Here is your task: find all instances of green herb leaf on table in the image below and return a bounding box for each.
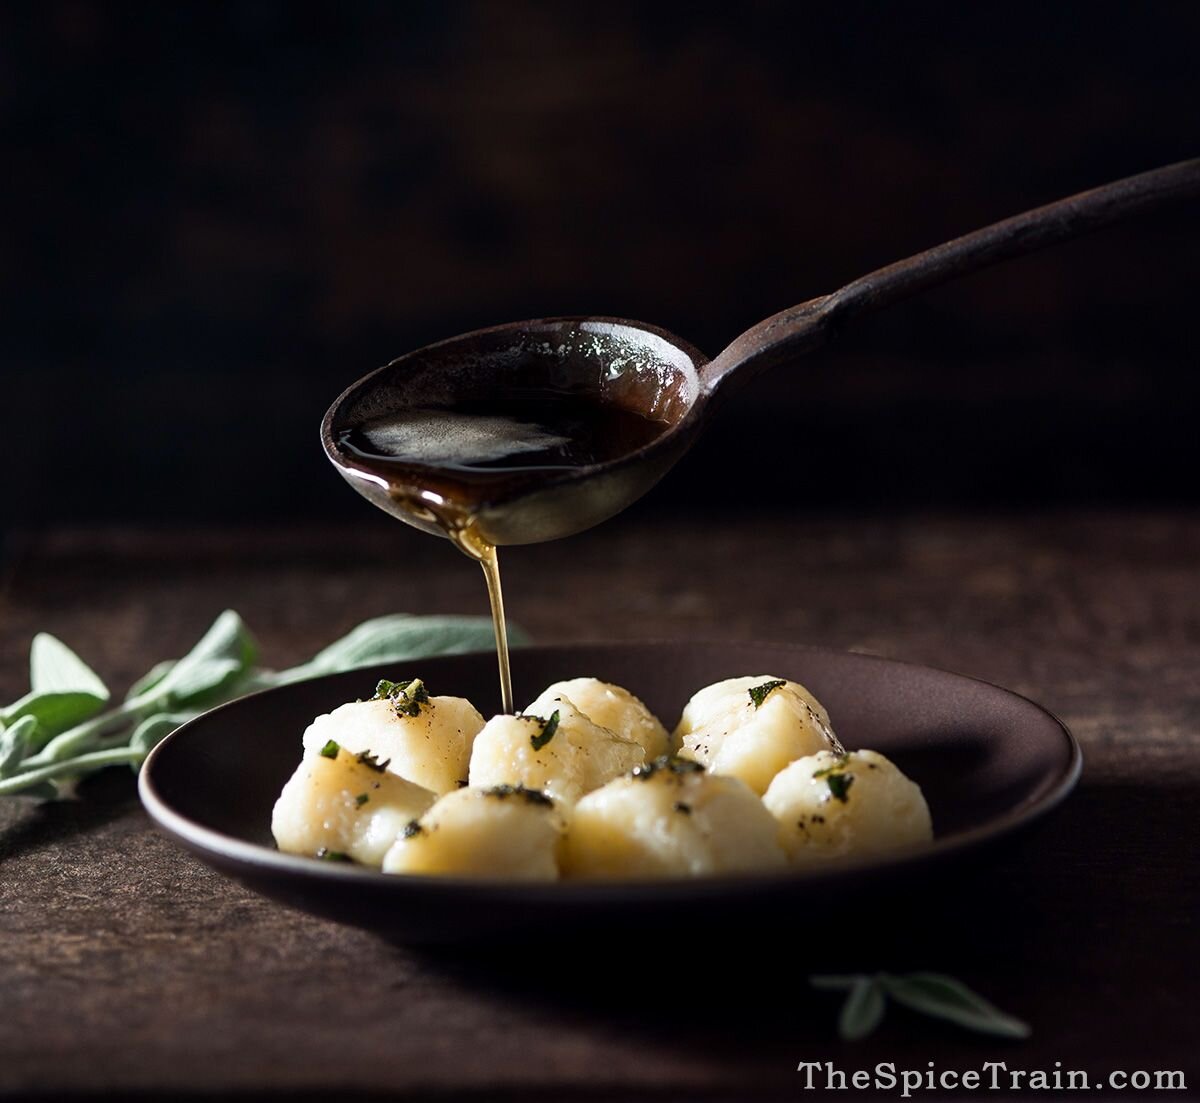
[0,634,110,741]
[129,712,197,757]
[811,972,1030,1041]
[278,614,527,684]
[152,657,248,708]
[124,661,177,702]
[839,977,887,1041]
[143,610,258,708]
[30,634,110,700]
[880,972,1031,1039]
[0,716,39,779]
[0,609,528,800]
[0,691,109,744]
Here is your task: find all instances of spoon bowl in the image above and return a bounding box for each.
[322,317,709,545]
[324,159,1199,544]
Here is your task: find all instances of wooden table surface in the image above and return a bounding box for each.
[2,513,1197,1100]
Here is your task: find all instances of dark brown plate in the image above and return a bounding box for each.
[139,642,1080,943]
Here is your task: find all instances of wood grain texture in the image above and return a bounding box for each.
[1,513,1197,1099]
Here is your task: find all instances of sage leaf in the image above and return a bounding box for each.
[881,973,1031,1039]
[125,660,176,702]
[839,977,886,1041]
[1,634,109,737]
[154,657,248,708]
[1,690,110,741]
[129,712,195,757]
[288,614,527,680]
[30,634,110,700]
[148,611,257,707]
[0,716,38,778]
[2,610,532,802]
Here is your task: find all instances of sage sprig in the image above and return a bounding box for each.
[0,610,526,799]
[0,633,111,750]
[811,972,1031,1041]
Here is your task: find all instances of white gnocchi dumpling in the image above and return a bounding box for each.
[674,675,835,795]
[300,679,485,795]
[468,695,643,805]
[525,678,670,760]
[382,785,566,880]
[271,743,436,867]
[561,757,786,879]
[762,749,932,864]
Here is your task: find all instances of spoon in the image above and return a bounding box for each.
[323,158,1199,547]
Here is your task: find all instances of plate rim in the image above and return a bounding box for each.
[138,639,1083,900]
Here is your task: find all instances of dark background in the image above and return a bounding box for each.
[3,0,1198,526]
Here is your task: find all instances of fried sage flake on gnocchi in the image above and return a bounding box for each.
[762,749,932,864]
[300,684,485,795]
[526,678,670,760]
[271,744,436,867]
[673,675,836,795]
[381,784,566,880]
[372,677,430,717]
[562,756,786,879]
[468,695,643,805]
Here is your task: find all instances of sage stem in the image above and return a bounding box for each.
[0,746,145,795]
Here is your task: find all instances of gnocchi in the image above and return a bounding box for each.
[762,749,933,864]
[382,785,566,880]
[674,675,836,795]
[300,679,485,795]
[271,743,436,867]
[525,677,670,760]
[271,672,933,880]
[468,695,644,805]
[561,756,786,878]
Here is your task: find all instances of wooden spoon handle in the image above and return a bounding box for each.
[704,157,1200,391]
